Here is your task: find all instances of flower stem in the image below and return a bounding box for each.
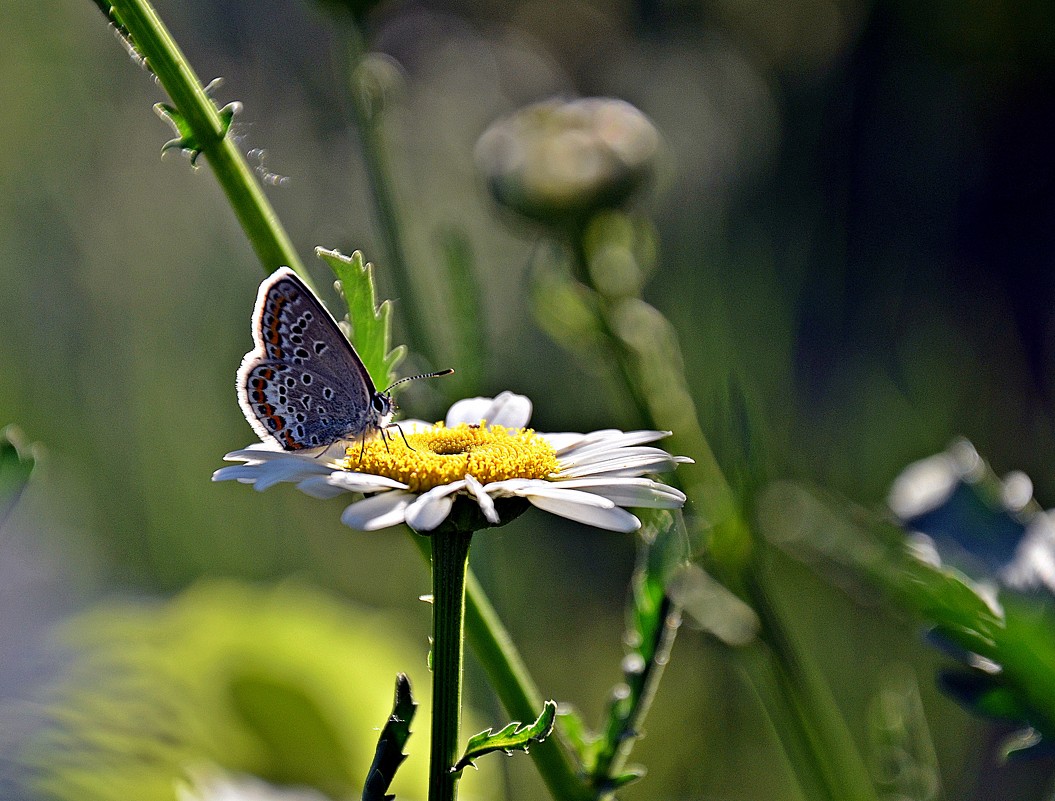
[104,0,312,288]
[566,219,878,801]
[409,534,592,801]
[429,528,473,801]
[342,20,432,361]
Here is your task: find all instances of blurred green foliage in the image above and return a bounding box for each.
[4,0,1055,799]
[20,580,434,801]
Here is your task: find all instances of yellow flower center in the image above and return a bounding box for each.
[344,423,559,492]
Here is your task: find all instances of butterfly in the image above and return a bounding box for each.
[237,267,451,452]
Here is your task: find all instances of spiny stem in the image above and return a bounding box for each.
[106,0,312,288]
[343,20,432,360]
[429,529,473,801]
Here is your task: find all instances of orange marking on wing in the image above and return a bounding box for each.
[266,296,288,357]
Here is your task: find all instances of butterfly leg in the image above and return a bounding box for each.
[391,422,415,451]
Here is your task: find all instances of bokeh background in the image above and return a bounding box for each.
[3,0,1055,799]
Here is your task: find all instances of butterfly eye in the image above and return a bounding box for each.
[371,393,391,415]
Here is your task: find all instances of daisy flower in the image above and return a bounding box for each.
[214,391,690,534]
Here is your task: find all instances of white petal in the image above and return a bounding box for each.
[498,482,616,509]
[326,471,409,492]
[446,391,532,429]
[294,476,350,500]
[558,452,690,478]
[212,456,336,491]
[539,432,588,453]
[212,465,260,483]
[528,494,641,533]
[405,481,466,532]
[464,474,499,524]
[551,477,686,508]
[558,430,673,462]
[222,445,300,463]
[543,429,621,456]
[340,491,413,531]
[484,478,545,497]
[561,445,679,469]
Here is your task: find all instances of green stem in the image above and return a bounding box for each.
[343,21,432,360]
[104,0,311,288]
[464,572,594,801]
[567,220,877,801]
[429,529,473,801]
[594,595,678,790]
[410,534,592,801]
[745,570,879,801]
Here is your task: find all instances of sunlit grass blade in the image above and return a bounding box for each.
[362,674,417,801]
[868,671,943,801]
[437,228,485,394]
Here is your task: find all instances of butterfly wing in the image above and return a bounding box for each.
[237,267,380,450]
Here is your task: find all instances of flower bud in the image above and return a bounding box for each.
[475,97,660,225]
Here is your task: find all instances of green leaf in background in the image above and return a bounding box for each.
[155,80,240,165]
[452,700,556,773]
[317,247,405,391]
[362,674,417,801]
[758,482,1055,752]
[228,673,356,797]
[667,562,759,647]
[0,425,37,531]
[20,580,433,801]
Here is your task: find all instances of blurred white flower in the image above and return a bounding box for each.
[215,391,689,534]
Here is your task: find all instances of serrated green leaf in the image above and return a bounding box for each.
[0,426,36,530]
[362,674,417,801]
[453,701,556,773]
[317,248,404,391]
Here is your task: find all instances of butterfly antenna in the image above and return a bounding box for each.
[383,368,455,394]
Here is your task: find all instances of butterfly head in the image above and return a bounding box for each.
[370,390,395,428]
